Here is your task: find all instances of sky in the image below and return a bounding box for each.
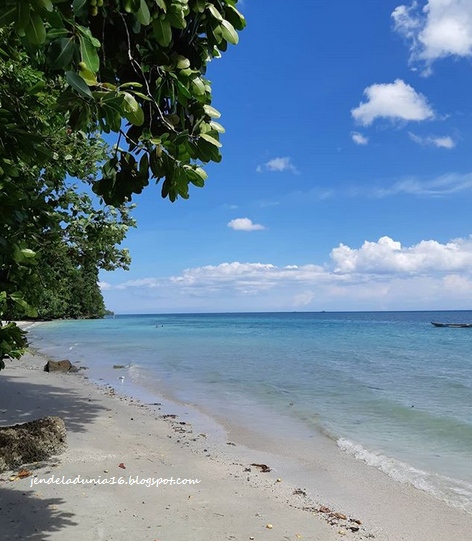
[100,0,472,313]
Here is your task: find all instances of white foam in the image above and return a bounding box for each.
[337,437,472,513]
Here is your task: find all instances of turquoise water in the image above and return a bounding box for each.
[29,311,472,510]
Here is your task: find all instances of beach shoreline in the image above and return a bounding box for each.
[1,333,471,540]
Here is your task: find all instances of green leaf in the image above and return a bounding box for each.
[136,0,151,25]
[73,0,87,17]
[65,71,93,98]
[25,11,46,45]
[152,18,172,47]
[194,167,208,180]
[206,4,223,22]
[130,91,152,101]
[193,0,205,13]
[20,248,36,258]
[31,0,53,13]
[155,0,166,11]
[203,104,221,118]
[119,82,143,89]
[79,35,100,73]
[122,92,145,126]
[16,0,31,32]
[210,121,225,133]
[79,68,98,86]
[49,37,76,70]
[190,76,205,96]
[175,55,190,69]
[225,4,246,31]
[220,20,238,45]
[200,133,222,148]
[0,6,17,26]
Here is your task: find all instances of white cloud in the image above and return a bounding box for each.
[351,132,369,145]
[392,0,472,71]
[102,235,472,312]
[409,132,456,148]
[227,218,266,231]
[99,281,112,290]
[331,235,472,274]
[258,200,280,208]
[351,79,435,126]
[292,291,316,307]
[375,171,472,196]
[257,157,299,174]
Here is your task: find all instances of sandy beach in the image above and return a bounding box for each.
[1,337,472,541]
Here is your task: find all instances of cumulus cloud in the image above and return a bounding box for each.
[392,0,472,71]
[331,236,472,274]
[227,218,266,231]
[375,171,472,196]
[409,132,456,148]
[102,235,472,312]
[351,79,435,126]
[351,132,369,145]
[257,157,299,174]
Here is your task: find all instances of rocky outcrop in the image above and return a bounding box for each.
[0,416,67,472]
[44,360,78,373]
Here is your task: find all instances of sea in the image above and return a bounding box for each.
[28,311,472,512]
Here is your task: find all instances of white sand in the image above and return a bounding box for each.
[1,343,471,540]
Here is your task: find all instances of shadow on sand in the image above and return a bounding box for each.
[0,373,104,433]
[1,372,107,539]
[0,488,77,540]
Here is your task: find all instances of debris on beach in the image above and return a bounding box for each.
[334,512,347,520]
[17,469,32,478]
[0,416,66,473]
[293,488,307,496]
[113,365,126,369]
[251,463,271,473]
[265,523,273,529]
[44,360,78,373]
[118,463,126,469]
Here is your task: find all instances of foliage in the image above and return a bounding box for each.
[0,41,133,367]
[0,0,244,369]
[1,0,245,205]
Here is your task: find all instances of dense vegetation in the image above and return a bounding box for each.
[0,0,244,369]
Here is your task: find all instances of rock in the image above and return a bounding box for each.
[113,365,126,369]
[0,416,66,472]
[44,360,77,373]
[333,513,347,520]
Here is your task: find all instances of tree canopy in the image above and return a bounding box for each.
[0,0,244,369]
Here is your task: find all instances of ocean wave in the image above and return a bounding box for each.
[337,438,472,513]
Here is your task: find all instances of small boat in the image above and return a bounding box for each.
[431,322,472,328]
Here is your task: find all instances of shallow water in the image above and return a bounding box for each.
[29,311,472,511]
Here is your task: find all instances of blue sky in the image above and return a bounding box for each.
[101,0,472,313]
